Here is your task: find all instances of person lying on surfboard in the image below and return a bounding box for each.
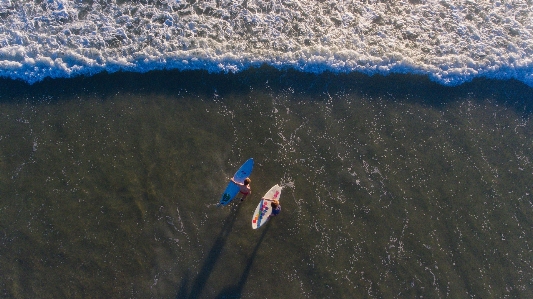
[231,177,251,201]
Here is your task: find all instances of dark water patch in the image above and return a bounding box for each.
[1,66,532,116]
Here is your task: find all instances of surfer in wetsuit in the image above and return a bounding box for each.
[231,177,251,201]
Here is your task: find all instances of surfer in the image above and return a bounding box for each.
[231,177,251,201]
[269,199,281,218]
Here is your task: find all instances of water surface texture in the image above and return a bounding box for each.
[0,69,532,298]
[0,0,532,85]
[1,0,533,298]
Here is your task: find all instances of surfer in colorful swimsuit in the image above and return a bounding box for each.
[231,177,251,201]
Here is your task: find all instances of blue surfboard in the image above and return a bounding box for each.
[218,158,254,206]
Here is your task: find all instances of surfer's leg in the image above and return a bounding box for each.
[240,192,248,201]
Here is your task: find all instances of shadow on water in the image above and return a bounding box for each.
[215,222,271,299]
[177,203,243,299]
[1,65,533,116]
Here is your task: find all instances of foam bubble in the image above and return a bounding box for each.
[0,1,531,86]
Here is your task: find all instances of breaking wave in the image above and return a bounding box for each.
[0,0,531,86]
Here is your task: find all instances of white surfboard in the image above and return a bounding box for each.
[252,184,282,229]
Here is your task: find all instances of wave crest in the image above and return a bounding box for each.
[0,0,531,86]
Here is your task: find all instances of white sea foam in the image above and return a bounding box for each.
[0,0,531,86]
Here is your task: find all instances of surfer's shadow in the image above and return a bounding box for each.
[214,224,271,299]
[176,204,243,299]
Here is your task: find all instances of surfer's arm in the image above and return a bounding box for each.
[230,178,242,185]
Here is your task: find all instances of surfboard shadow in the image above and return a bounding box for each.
[214,222,271,299]
[177,204,242,299]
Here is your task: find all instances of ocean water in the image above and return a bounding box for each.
[1,69,532,298]
[1,1,533,299]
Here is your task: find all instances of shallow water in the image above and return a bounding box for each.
[0,68,533,298]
